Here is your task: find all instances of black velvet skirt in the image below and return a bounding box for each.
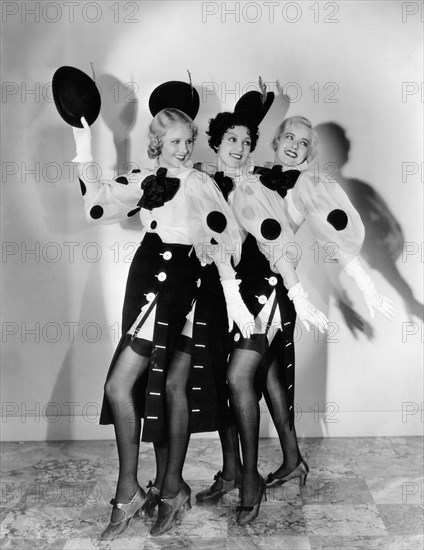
[188,262,234,433]
[99,232,199,442]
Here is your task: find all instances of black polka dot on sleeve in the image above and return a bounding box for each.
[206,211,227,233]
[127,207,141,217]
[261,218,281,240]
[327,209,348,230]
[79,178,86,196]
[116,176,129,185]
[90,205,104,219]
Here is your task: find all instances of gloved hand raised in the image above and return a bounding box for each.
[221,278,255,338]
[288,282,329,334]
[72,116,93,163]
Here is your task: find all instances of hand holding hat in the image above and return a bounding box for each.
[52,66,101,128]
[72,117,93,163]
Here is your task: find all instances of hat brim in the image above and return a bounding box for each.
[149,81,200,120]
[234,90,275,127]
[52,66,101,128]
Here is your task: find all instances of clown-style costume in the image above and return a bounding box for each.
[235,161,366,408]
[190,98,393,524]
[194,162,296,423]
[69,78,262,539]
[256,161,365,262]
[78,161,242,442]
[194,157,366,426]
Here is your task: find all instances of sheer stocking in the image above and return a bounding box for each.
[104,345,150,521]
[263,359,302,476]
[161,349,192,498]
[227,348,263,504]
[152,440,168,489]
[218,424,243,481]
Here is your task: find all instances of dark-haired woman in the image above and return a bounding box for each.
[192,103,328,525]
[196,106,394,525]
[148,110,259,536]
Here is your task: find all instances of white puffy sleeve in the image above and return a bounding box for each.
[79,167,152,224]
[291,169,365,265]
[183,169,243,267]
[232,177,298,272]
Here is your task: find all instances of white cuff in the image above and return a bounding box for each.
[343,257,375,292]
[288,281,308,301]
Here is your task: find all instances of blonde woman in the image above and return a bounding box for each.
[71,81,252,540]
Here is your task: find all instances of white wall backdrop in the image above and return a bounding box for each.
[1,1,423,440]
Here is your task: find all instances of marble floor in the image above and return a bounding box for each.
[1,437,423,549]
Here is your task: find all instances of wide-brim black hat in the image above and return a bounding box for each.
[234,88,274,127]
[52,66,101,128]
[149,81,200,120]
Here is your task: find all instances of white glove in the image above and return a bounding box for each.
[72,116,93,163]
[288,282,329,334]
[221,279,255,338]
[344,257,394,320]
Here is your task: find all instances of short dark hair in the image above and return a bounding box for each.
[206,112,259,152]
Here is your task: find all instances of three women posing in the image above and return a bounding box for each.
[72,81,393,538]
[158,99,392,530]
[72,82,254,539]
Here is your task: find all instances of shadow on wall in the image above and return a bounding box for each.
[44,74,140,441]
[46,260,113,442]
[254,87,291,164]
[293,221,330,438]
[43,80,224,441]
[97,75,225,176]
[97,73,141,234]
[315,122,423,323]
[193,83,222,165]
[97,73,139,176]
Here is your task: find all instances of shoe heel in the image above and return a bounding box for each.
[100,486,146,541]
[133,506,144,519]
[183,497,192,512]
[300,461,309,486]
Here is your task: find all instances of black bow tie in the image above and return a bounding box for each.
[253,165,300,198]
[137,167,180,210]
[213,171,235,202]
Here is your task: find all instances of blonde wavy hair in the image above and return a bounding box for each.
[147,108,198,159]
[271,116,317,162]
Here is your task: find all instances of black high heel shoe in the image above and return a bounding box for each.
[138,480,161,517]
[196,471,242,502]
[150,481,191,536]
[266,459,309,488]
[236,475,267,524]
[100,485,146,541]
